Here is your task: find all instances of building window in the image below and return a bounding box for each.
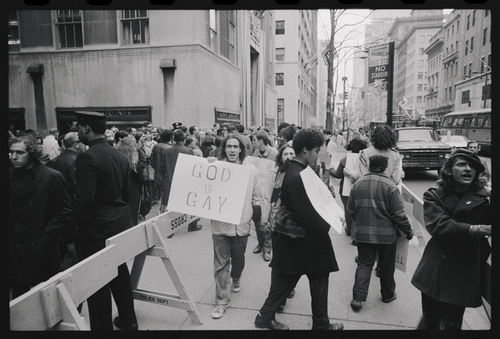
[481,57,485,73]
[56,10,83,48]
[419,48,424,55]
[469,63,472,77]
[298,75,300,88]
[472,10,476,26]
[121,10,149,45]
[465,40,468,55]
[419,35,425,43]
[276,73,284,86]
[463,65,467,76]
[461,90,470,104]
[451,25,454,35]
[417,84,423,91]
[8,10,20,52]
[470,37,474,52]
[418,60,424,67]
[483,28,487,45]
[482,84,491,101]
[219,11,236,63]
[467,15,470,30]
[276,20,284,34]
[417,96,422,103]
[275,48,285,61]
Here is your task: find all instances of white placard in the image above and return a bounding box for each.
[167,153,250,224]
[299,166,344,234]
[245,156,276,192]
[329,150,347,187]
[342,153,359,197]
[395,235,409,273]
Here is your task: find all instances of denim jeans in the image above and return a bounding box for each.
[255,224,272,254]
[352,241,397,301]
[212,234,248,306]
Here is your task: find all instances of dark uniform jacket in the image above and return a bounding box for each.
[160,143,193,206]
[270,160,339,275]
[46,149,79,243]
[73,138,133,241]
[9,163,71,286]
[411,186,491,307]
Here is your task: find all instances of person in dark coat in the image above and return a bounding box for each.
[46,132,85,270]
[255,128,343,331]
[347,155,413,311]
[411,149,491,330]
[150,129,173,203]
[73,111,138,331]
[114,136,145,225]
[9,135,72,299]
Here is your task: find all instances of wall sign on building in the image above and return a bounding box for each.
[56,106,152,134]
[214,107,241,125]
[368,43,390,88]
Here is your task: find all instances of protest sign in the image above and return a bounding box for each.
[300,166,343,233]
[167,153,250,224]
[245,156,275,191]
[342,152,359,197]
[329,150,346,187]
[395,235,409,273]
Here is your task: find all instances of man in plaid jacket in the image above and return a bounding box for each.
[346,154,413,311]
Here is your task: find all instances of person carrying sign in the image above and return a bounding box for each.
[346,154,413,312]
[210,134,263,320]
[255,128,343,331]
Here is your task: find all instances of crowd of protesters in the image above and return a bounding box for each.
[9,119,491,331]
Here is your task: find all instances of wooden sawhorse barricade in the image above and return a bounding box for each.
[10,211,202,330]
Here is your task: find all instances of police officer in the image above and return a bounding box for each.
[73,111,138,330]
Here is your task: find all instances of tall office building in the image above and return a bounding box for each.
[274,10,318,128]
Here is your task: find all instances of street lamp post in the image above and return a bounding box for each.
[342,76,347,131]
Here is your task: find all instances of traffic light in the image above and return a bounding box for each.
[344,91,349,100]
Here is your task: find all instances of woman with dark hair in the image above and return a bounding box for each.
[114,130,130,145]
[114,137,144,225]
[347,124,402,185]
[411,149,491,330]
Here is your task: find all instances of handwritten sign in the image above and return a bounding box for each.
[329,150,346,187]
[245,156,275,192]
[395,235,409,273]
[167,153,250,224]
[342,153,359,197]
[299,166,343,234]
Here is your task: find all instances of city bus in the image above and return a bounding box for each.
[440,109,491,154]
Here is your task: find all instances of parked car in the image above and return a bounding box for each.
[395,127,452,175]
[441,134,469,151]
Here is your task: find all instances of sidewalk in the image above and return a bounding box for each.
[77,196,490,331]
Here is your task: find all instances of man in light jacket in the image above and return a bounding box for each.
[210,134,263,320]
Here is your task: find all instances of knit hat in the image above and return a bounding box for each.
[446,148,484,173]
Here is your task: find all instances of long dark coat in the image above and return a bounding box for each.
[9,163,72,286]
[73,138,133,241]
[270,160,339,275]
[160,143,193,206]
[150,142,171,188]
[411,186,491,307]
[46,148,79,243]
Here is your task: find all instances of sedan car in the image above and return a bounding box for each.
[441,134,469,151]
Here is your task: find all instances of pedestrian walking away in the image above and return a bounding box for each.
[346,154,413,311]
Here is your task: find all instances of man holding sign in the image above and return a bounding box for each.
[346,154,413,312]
[255,129,343,331]
[210,135,263,320]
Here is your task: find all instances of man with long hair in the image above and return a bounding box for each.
[210,134,263,320]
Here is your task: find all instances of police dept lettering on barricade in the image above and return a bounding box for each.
[138,293,169,305]
[167,153,251,224]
